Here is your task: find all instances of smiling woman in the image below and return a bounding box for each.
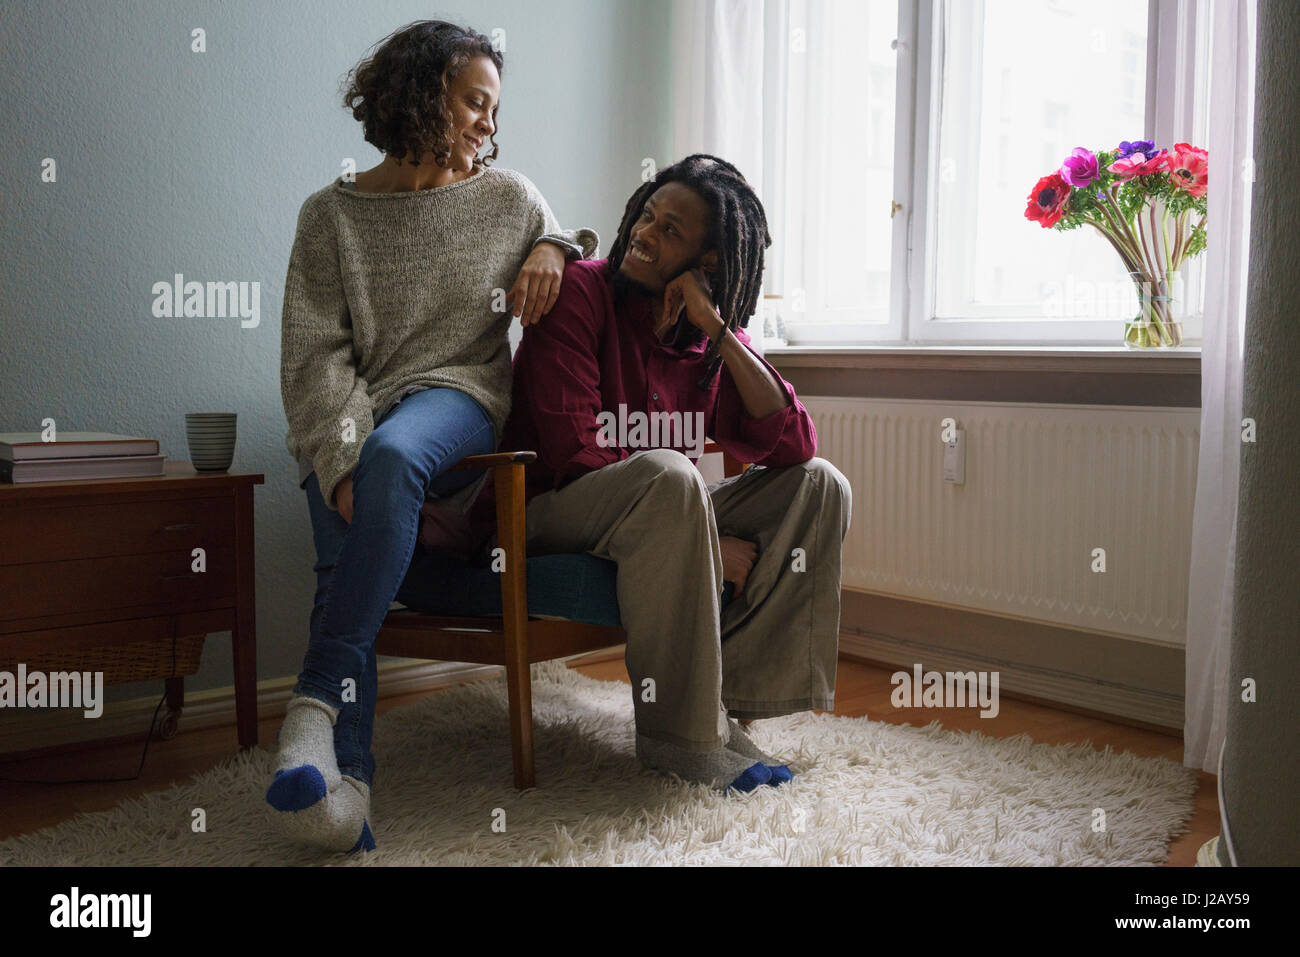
[343,20,503,180]
[270,19,598,856]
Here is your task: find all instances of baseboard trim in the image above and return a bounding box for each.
[2,591,1186,757]
[838,613,1184,731]
[0,659,504,760]
[564,646,626,667]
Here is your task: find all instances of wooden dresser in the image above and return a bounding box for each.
[0,462,263,748]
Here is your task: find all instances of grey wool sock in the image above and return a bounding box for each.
[272,694,341,794]
[636,732,772,793]
[272,775,376,854]
[725,718,779,764]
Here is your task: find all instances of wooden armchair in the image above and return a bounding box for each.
[374,442,744,789]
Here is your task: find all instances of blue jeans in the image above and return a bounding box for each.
[295,386,496,786]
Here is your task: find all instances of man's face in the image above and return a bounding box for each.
[616,181,714,294]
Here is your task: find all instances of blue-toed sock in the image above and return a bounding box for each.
[266,694,341,812]
[270,774,376,854]
[726,718,794,786]
[635,732,772,793]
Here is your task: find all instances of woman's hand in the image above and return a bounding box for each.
[336,474,355,524]
[507,242,567,327]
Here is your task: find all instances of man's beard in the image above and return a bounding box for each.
[611,258,700,301]
[610,269,654,301]
[612,264,709,349]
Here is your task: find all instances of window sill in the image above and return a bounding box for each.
[763,344,1201,407]
[765,342,1200,359]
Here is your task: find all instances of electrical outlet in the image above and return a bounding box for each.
[943,428,966,484]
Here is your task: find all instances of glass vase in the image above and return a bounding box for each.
[1124,270,1183,348]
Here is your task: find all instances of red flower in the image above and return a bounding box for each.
[1025,172,1071,228]
[1168,142,1208,197]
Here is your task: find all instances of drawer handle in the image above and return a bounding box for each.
[163,523,198,532]
[163,573,199,582]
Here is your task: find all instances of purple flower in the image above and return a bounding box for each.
[1116,139,1157,159]
[1060,147,1099,187]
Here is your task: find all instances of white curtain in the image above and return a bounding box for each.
[1184,0,1256,773]
[670,0,768,189]
[670,0,786,348]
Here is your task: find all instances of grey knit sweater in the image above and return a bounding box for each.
[279,166,598,510]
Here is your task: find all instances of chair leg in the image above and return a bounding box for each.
[494,461,535,789]
[504,649,535,790]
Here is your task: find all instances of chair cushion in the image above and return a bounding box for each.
[395,551,733,629]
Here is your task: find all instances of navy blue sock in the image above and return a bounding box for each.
[766,764,794,785]
[727,761,773,793]
[266,765,328,812]
[636,732,773,793]
[350,820,376,854]
[270,775,375,853]
[725,719,795,787]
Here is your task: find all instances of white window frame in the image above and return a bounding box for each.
[770,0,909,344]
[780,0,1209,348]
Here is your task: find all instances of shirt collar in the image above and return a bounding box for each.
[616,285,711,357]
[665,314,711,354]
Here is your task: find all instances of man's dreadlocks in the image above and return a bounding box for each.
[606,154,772,390]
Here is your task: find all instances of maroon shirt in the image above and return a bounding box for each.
[467,259,816,530]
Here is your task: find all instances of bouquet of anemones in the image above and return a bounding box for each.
[1026,139,1208,347]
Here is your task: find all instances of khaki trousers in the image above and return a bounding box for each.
[522,449,852,752]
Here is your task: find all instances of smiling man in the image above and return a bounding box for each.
[452,155,852,793]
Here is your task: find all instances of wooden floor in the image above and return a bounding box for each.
[0,655,1217,865]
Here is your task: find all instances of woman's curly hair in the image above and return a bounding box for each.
[342,20,503,168]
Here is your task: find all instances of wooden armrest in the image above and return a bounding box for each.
[464,447,721,467]
[450,450,538,470]
[454,445,743,479]
[472,443,744,638]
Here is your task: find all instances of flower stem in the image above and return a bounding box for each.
[1088,220,1141,274]
[1147,203,1174,345]
[1161,203,1172,275]
[1141,199,1162,287]
[1099,187,1145,266]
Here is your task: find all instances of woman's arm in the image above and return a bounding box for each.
[506,242,567,327]
[505,176,599,326]
[280,196,374,512]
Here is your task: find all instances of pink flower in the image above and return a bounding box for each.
[1168,142,1208,197]
[1060,148,1099,187]
[1108,150,1169,181]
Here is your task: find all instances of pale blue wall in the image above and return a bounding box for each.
[0,0,673,699]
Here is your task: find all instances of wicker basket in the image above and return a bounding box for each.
[3,633,206,686]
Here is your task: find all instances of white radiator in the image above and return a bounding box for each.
[804,397,1200,645]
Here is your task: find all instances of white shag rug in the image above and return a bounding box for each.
[0,661,1198,866]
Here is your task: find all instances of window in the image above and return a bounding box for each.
[778,0,899,337]
[767,0,1211,347]
[933,0,1150,332]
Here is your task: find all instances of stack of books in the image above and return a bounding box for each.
[0,432,166,483]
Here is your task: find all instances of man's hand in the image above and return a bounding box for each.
[336,474,354,524]
[660,268,724,342]
[719,535,758,596]
[507,242,567,327]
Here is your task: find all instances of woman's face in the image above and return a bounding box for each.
[443,55,500,171]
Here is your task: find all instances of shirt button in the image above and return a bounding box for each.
[652,392,659,401]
